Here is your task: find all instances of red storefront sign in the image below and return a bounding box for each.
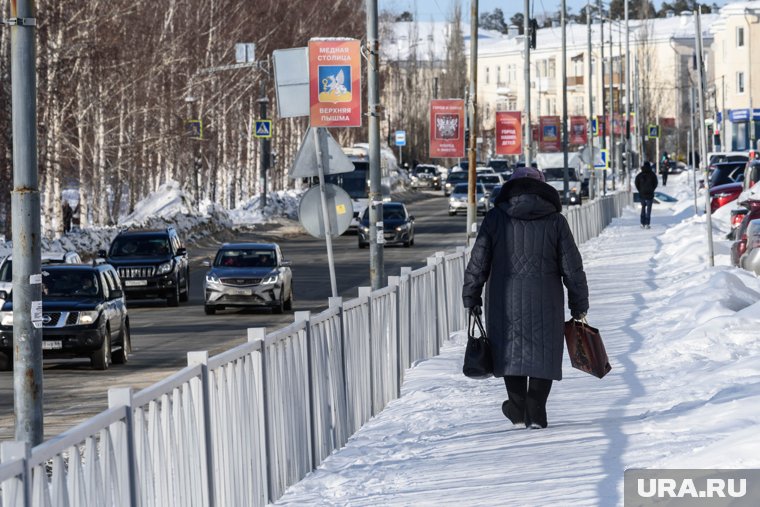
[569,116,587,145]
[429,99,465,158]
[539,116,561,152]
[495,111,522,155]
[308,38,362,127]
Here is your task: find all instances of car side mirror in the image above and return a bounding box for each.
[408,215,415,221]
[176,247,187,256]
[280,260,292,268]
[97,249,107,258]
[202,259,211,267]
[0,290,6,300]
[110,289,123,300]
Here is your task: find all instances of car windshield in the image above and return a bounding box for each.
[413,166,437,175]
[447,172,467,183]
[452,183,485,194]
[215,249,276,268]
[362,205,406,221]
[41,270,100,298]
[543,168,578,181]
[477,175,501,184]
[710,164,744,187]
[0,261,10,282]
[110,237,171,257]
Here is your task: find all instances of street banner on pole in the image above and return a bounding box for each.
[495,111,522,155]
[308,38,362,127]
[596,115,606,138]
[539,116,561,152]
[429,99,465,158]
[569,116,587,145]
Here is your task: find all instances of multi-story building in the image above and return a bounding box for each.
[711,1,760,151]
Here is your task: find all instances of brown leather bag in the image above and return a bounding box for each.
[564,318,611,379]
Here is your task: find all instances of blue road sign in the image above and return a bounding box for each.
[647,124,660,139]
[591,118,597,136]
[596,149,608,169]
[395,130,406,146]
[254,120,273,139]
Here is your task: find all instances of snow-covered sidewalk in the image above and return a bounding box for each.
[275,174,760,506]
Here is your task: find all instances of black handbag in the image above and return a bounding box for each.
[462,312,494,379]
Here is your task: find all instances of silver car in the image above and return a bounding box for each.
[448,183,488,216]
[203,243,293,315]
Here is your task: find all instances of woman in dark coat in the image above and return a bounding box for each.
[462,167,589,429]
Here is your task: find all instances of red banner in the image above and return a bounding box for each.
[569,116,587,145]
[596,115,607,137]
[429,99,465,158]
[309,39,362,127]
[539,116,561,152]
[495,111,522,156]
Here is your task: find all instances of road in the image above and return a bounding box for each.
[0,191,470,441]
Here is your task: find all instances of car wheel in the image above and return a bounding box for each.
[91,328,112,370]
[358,241,367,249]
[284,288,293,311]
[179,270,189,302]
[0,352,12,372]
[204,305,216,315]
[167,283,180,307]
[112,324,131,365]
[410,236,415,246]
[272,292,284,314]
[448,211,455,216]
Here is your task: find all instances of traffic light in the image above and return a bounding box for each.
[529,19,538,49]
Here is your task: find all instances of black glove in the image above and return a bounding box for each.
[469,306,482,317]
[571,311,587,321]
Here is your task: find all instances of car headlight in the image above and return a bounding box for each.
[411,176,418,182]
[78,310,100,325]
[205,273,220,284]
[156,261,173,275]
[382,196,391,202]
[396,224,408,231]
[433,177,440,182]
[478,197,486,203]
[261,273,279,285]
[361,226,370,233]
[445,183,452,188]
[0,311,13,327]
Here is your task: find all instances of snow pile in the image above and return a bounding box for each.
[229,190,303,227]
[275,171,760,505]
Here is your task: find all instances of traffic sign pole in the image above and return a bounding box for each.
[314,127,338,298]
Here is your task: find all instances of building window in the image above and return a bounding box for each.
[738,72,745,94]
[574,96,584,115]
[737,27,745,47]
[496,65,502,85]
[485,66,490,85]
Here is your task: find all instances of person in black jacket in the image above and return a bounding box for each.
[462,167,589,429]
[634,161,658,229]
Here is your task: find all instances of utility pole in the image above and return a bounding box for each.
[609,19,616,190]
[586,0,596,200]
[367,0,384,290]
[695,9,715,266]
[258,82,270,210]
[600,1,608,194]
[10,0,43,445]
[561,0,569,204]
[690,87,698,214]
[625,0,632,190]
[524,0,532,165]
[466,0,479,243]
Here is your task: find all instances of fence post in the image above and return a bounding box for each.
[357,286,374,415]
[426,255,441,356]
[400,268,412,369]
[435,251,448,347]
[248,327,270,504]
[327,296,347,439]
[186,351,215,507]
[1,441,30,507]
[107,387,138,507]
[293,311,315,472]
[387,276,402,399]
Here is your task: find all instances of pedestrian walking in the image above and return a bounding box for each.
[62,201,73,234]
[659,151,670,186]
[635,161,658,229]
[462,167,589,429]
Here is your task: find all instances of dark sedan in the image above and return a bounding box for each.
[358,202,415,248]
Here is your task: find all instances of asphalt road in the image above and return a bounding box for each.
[0,190,470,441]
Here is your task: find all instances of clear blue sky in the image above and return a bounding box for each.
[380,0,729,21]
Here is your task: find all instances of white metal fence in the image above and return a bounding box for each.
[0,190,629,506]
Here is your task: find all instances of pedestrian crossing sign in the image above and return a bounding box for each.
[647,124,660,139]
[254,120,272,139]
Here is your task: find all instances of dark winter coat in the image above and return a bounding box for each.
[462,178,589,380]
[635,167,658,199]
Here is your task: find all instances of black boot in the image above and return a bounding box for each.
[503,376,527,425]
[525,377,552,429]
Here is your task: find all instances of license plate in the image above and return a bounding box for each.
[229,288,252,296]
[124,280,148,287]
[42,341,62,350]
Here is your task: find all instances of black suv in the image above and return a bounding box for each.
[99,227,190,306]
[0,264,130,370]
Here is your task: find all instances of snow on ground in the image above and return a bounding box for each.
[275,171,760,506]
[0,180,303,259]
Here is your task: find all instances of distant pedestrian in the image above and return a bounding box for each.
[62,201,73,234]
[462,166,589,429]
[635,161,658,229]
[660,152,670,186]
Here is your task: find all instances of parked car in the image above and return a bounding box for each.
[410,164,442,190]
[99,227,190,307]
[448,183,488,215]
[739,219,760,275]
[0,263,131,370]
[203,242,293,315]
[743,160,760,191]
[444,171,468,196]
[542,167,582,206]
[728,207,749,240]
[0,250,83,298]
[730,201,760,266]
[710,182,744,212]
[358,201,415,248]
[709,161,746,187]
[487,159,511,175]
[707,152,749,166]
[633,191,678,204]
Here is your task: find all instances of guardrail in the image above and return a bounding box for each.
[0,190,630,506]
